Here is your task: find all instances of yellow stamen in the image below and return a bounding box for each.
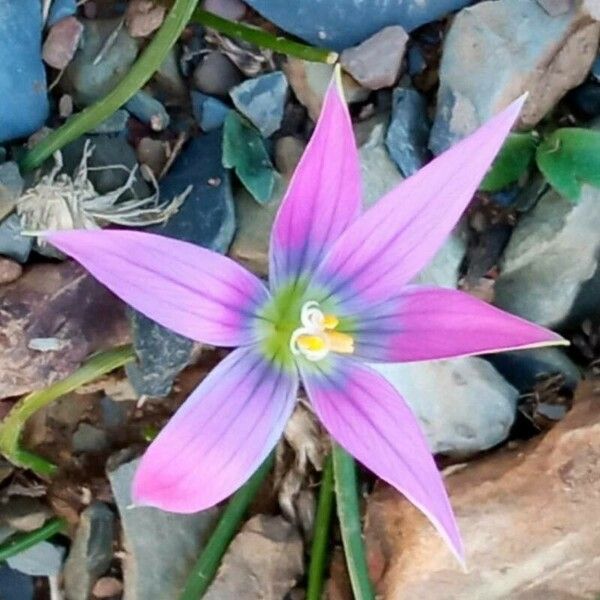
[323,314,339,330]
[297,334,327,353]
[326,330,354,354]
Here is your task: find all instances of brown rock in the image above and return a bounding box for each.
[125,0,166,38]
[364,382,600,599]
[93,576,123,598]
[43,17,83,70]
[0,261,130,398]
[0,258,22,285]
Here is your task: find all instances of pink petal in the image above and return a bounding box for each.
[300,356,463,562]
[269,75,361,290]
[133,346,298,512]
[311,96,525,311]
[349,285,566,363]
[48,229,270,347]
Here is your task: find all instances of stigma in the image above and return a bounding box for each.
[290,301,354,361]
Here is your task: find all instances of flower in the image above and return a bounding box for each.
[48,75,565,563]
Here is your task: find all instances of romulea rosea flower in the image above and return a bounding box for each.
[48,74,565,562]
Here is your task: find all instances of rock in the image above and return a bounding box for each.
[567,80,600,117]
[154,48,188,102]
[43,16,83,70]
[47,0,78,27]
[0,261,129,397]
[204,515,304,599]
[72,423,109,453]
[223,111,278,204]
[0,162,24,220]
[191,91,231,131]
[136,137,168,177]
[193,51,243,97]
[0,215,33,263]
[0,498,51,532]
[341,26,408,90]
[7,541,65,576]
[385,88,430,177]
[283,58,369,122]
[63,18,139,106]
[371,358,519,456]
[107,457,219,600]
[0,565,33,600]
[364,382,600,598]
[430,0,600,154]
[244,0,472,50]
[93,577,123,598]
[0,0,49,143]
[125,90,169,131]
[100,395,129,431]
[126,130,235,396]
[125,0,166,38]
[536,0,572,15]
[203,0,246,20]
[0,257,22,285]
[495,184,600,328]
[90,109,129,134]
[63,503,114,600]
[230,71,289,137]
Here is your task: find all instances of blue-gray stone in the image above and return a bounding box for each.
[90,109,129,134]
[592,55,600,81]
[0,162,24,220]
[0,565,33,600]
[244,0,473,50]
[0,215,33,263]
[47,0,77,27]
[126,130,236,396]
[191,91,231,131]
[385,88,430,177]
[125,90,170,130]
[230,72,288,137]
[7,541,65,576]
[0,1,49,143]
[407,45,427,76]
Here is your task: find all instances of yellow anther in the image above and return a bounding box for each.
[323,314,339,330]
[326,330,354,354]
[297,334,327,353]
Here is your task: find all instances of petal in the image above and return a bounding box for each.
[311,96,525,311]
[48,229,270,347]
[269,73,361,290]
[300,355,463,562]
[133,346,298,512]
[348,286,566,363]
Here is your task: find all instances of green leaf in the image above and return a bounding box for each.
[479,132,537,192]
[536,127,600,202]
[222,111,278,204]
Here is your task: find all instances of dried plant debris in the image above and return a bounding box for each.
[519,373,573,432]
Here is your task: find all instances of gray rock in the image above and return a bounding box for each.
[0,564,33,600]
[193,51,243,97]
[341,26,408,90]
[230,71,289,137]
[371,357,519,456]
[100,395,129,431]
[7,541,65,576]
[126,130,235,396]
[244,0,473,50]
[125,90,170,131]
[64,503,114,600]
[385,88,430,177]
[154,48,188,102]
[495,185,600,328]
[191,91,231,131]
[108,457,219,600]
[63,18,139,106]
[203,0,246,20]
[90,109,129,134]
[72,423,109,453]
[536,0,572,15]
[0,214,33,263]
[0,162,24,220]
[0,1,49,143]
[430,0,600,154]
[0,498,51,532]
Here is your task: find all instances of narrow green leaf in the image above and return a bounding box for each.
[536,127,600,201]
[479,132,537,192]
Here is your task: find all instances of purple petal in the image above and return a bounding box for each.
[349,286,566,363]
[269,75,361,289]
[300,355,463,562]
[133,346,298,512]
[48,229,270,347]
[311,96,525,311]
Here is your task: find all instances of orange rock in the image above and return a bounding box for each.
[364,382,600,599]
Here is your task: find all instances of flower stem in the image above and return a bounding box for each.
[0,345,135,476]
[0,517,66,562]
[190,8,338,64]
[179,452,275,600]
[19,0,201,173]
[306,453,334,600]
[332,443,375,600]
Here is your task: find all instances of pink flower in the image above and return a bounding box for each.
[48,77,564,563]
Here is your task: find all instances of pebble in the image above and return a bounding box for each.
[0,215,33,263]
[0,498,51,532]
[42,16,83,70]
[125,90,170,130]
[0,565,33,600]
[0,258,22,285]
[0,161,24,220]
[203,0,246,20]
[125,0,166,38]
[385,87,430,176]
[341,26,408,90]
[93,577,124,598]
[230,71,289,137]
[90,108,129,133]
[72,423,109,453]
[536,0,572,15]
[47,0,77,27]
[136,137,168,177]
[191,91,231,131]
[193,51,243,97]
[7,541,65,576]
[0,0,49,143]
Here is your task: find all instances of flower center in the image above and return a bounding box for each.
[290,301,354,361]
